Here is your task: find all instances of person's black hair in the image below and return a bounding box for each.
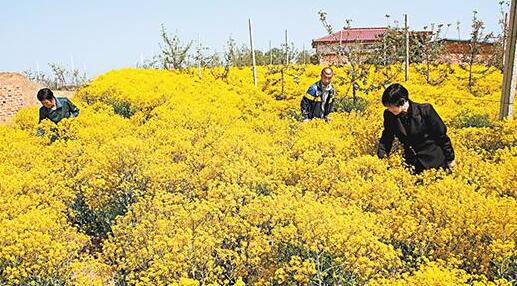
[381,83,409,107]
[37,88,55,101]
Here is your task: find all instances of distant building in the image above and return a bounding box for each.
[312,27,431,65]
[438,39,496,64]
[312,27,496,66]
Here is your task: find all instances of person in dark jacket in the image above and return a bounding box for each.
[301,67,335,122]
[37,88,80,124]
[377,83,456,173]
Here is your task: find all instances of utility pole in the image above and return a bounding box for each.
[302,43,307,64]
[285,29,289,66]
[503,12,508,69]
[83,64,87,79]
[269,40,273,65]
[404,14,410,81]
[70,55,75,71]
[249,18,257,87]
[456,21,461,40]
[339,29,344,65]
[198,33,202,78]
[384,15,390,66]
[500,0,517,119]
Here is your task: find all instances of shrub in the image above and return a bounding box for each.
[451,110,493,128]
[333,96,369,113]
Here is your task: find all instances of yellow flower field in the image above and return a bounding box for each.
[1,64,516,285]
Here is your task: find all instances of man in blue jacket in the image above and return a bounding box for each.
[301,67,335,122]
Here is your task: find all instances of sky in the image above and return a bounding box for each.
[0,0,507,77]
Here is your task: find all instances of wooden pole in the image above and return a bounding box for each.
[70,55,75,71]
[302,43,306,64]
[269,40,272,65]
[500,0,517,119]
[249,18,258,87]
[197,33,202,78]
[339,29,343,65]
[503,12,508,69]
[405,14,410,81]
[285,29,289,66]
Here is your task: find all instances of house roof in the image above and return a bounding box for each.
[313,27,386,43]
[438,38,496,45]
[312,27,431,44]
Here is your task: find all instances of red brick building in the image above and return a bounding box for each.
[312,27,431,65]
[312,27,496,65]
[438,39,496,64]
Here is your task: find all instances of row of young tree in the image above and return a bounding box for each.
[315,1,510,97]
[141,2,509,99]
[23,63,88,91]
[23,1,509,93]
[147,1,508,71]
[138,24,315,71]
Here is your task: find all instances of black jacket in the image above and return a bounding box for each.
[377,101,455,172]
[301,81,335,120]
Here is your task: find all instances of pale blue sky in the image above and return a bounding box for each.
[0,0,505,76]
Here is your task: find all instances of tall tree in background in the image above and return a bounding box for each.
[459,11,498,94]
[295,50,315,65]
[318,12,368,99]
[372,17,406,84]
[318,11,401,101]
[493,1,511,70]
[193,41,222,73]
[210,37,237,82]
[264,48,286,65]
[24,63,88,90]
[412,23,453,85]
[158,25,192,70]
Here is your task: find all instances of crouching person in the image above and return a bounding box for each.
[377,83,456,174]
[36,88,80,139]
[301,67,335,122]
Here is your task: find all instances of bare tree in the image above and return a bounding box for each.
[493,1,511,70]
[192,41,222,75]
[458,11,498,94]
[412,23,453,85]
[158,24,192,70]
[210,37,237,82]
[24,63,88,90]
[317,11,391,100]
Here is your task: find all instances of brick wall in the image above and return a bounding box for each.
[0,86,25,122]
[0,73,42,124]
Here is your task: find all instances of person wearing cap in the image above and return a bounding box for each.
[377,83,456,174]
[37,88,80,124]
[301,67,335,122]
